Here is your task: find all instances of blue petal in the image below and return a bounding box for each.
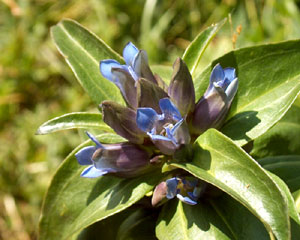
[136,108,159,132]
[148,132,172,142]
[81,165,107,178]
[75,146,96,165]
[224,67,236,81]
[225,78,238,103]
[210,63,225,84]
[86,131,103,148]
[166,178,179,199]
[123,42,139,66]
[100,59,122,82]
[176,194,197,205]
[159,98,182,121]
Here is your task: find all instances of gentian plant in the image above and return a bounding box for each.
[37,18,300,240]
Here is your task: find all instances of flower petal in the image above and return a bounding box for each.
[110,68,138,108]
[176,193,197,205]
[148,132,172,142]
[168,58,195,116]
[137,78,168,113]
[225,77,238,104]
[123,42,139,66]
[166,178,179,199]
[224,67,236,81]
[168,118,191,145]
[101,101,145,144]
[100,59,122,82]
[86,131,103,148]
[80,165,108,178]
[159,98,182,121]
[75,146,96,165]
[209,63,225,84]
[136,108,159,132]
[133,50,157,84]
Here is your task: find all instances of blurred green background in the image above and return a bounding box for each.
[1,0,300,239]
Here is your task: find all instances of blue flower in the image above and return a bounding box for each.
[136,98,190,155]
[152,177,204,206]
[100,42,158,108]
[75,132,153,178]
[190,63,238,134]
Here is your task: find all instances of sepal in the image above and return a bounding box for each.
[168,58,195,116]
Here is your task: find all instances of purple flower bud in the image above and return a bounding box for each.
[136,98,191,155]
[75,132,154,178]
[168,58,195,116]
[189,63,238,135]
[151,181,167,206]
[101,101,146,144]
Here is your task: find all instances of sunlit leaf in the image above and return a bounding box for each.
[195,40,300,146]
[36,112,112,135]
[39,136,160,240]
[51,19,125,105]
[156,200,234,240]
[182,18,226,76]
[172,129,289,240]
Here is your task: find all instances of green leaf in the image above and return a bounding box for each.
[172,129,289,240]
[251,105,300,158]
[182,18,226,76]
[51,19,125,105]
[156,200,234,240]
[39,136,160,240]
[260,155,300,192]
[209,194,269,240]
[195,40,300,146]
[36,112,112,135]
[267,172,300,227]
[116,209,158,240]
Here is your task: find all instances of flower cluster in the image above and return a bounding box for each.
[76,42,238,206]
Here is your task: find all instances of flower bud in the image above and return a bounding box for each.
[189,63,238,135]
[76,132,154,178]
[101,101,146,144]
[168,58,195,116]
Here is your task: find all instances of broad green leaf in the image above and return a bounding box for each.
[36,112,112,135]
[182,18,226,76]
[51,19,125,105]
[39,136,160,240]
[194,40,300,146]
[267,172,300,227]
[116,209,157,240]
[156,200,234,240]
[172,129,289,240]
[260,155,300,192]
[251,105,300,158]
[77,209,134,240]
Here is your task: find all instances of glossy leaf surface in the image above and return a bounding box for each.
[51,19,125,105]
[36,112,111,135]
[260,155,300,192]
[182,18,226,76]
[172,129,289,240]
[39,136,160,240]
[194,40,300,146]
